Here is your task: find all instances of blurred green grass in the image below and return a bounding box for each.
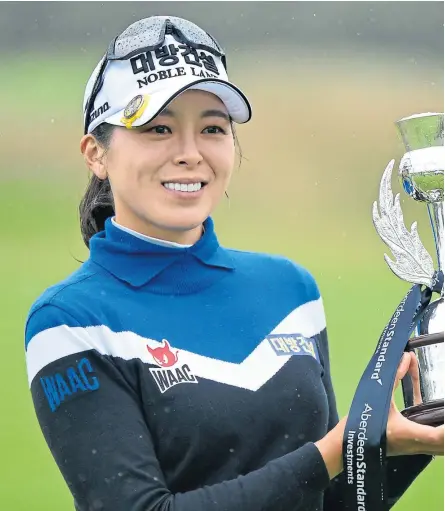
[0,53,443,510]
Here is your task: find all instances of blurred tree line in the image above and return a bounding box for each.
[1,1,443,60]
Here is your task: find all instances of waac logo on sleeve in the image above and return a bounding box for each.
[40,357,100,412]
[147,339,197,394]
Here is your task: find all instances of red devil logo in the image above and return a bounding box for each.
[147,339,179,368]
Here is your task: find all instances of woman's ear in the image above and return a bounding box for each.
[80,134,108,180]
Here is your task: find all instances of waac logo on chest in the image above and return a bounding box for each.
[147,339,197,394]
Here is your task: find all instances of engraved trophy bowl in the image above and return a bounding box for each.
[373,112,444,427]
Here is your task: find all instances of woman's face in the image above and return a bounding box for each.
[83,90,235,241]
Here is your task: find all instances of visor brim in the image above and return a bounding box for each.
[105,77,252,129]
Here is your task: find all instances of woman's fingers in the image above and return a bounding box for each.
[408,351,423,406]
[387,411,444,456]
[393,352,411,395]
[392,351,423,408]
[407,422,444,456]
[386,353,442,457]
[391,352,419,414]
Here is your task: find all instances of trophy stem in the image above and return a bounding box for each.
[427,202,444,277]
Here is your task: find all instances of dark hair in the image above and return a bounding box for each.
[79,123,116,248]
[79,121,243,248]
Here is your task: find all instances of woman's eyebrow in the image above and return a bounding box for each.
[158,108,175,117]
[201,109,230,121]
[157,108,230,122]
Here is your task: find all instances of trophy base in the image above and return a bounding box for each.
[401,399,444,427]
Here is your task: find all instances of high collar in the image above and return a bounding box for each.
[111,217,193,249]
[89,217,235,289]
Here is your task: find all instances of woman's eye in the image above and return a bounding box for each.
[203,126,226,135]
[147,125,171,135]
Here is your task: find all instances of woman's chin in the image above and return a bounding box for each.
[164,218,206,233]
[157,210,209,232]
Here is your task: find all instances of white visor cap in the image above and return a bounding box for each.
[83,35,252,133]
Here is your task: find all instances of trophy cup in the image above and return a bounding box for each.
[373,112,444,426]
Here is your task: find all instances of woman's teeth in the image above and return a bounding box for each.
[163,182,202,192]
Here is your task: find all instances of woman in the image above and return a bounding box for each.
[25,16,442,511]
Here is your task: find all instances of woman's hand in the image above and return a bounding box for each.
[386,351,444,457]
[316,352,443,480]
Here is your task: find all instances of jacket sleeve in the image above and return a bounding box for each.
[26,303,333,511]
[316,327,432,510]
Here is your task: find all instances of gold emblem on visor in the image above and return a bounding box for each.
[121,94,150,129]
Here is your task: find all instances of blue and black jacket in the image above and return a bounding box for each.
[25,217,431,511]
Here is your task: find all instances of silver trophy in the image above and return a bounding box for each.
[373,112,444,426]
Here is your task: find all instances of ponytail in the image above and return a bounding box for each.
[79,123,115,248]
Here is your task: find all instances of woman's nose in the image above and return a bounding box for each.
[173,137,203,168]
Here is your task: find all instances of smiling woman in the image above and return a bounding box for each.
[81,91,236,245]
[24,14,442,511]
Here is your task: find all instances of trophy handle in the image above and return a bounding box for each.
[372,160,436,287]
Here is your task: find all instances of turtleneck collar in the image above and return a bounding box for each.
[88,217,235,290]
[111,217,194,249]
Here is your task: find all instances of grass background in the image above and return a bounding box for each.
[0,51,443,509]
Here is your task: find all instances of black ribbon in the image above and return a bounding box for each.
[342,271,443,511]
